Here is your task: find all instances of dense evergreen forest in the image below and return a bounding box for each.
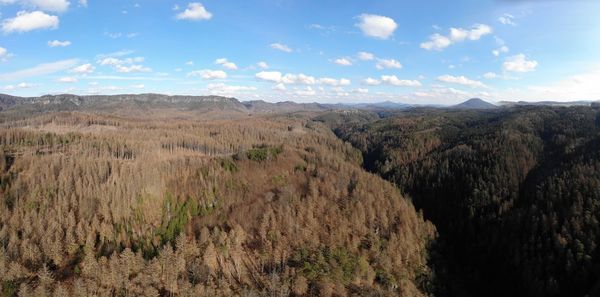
[0,110,434,296]
[319,106,600,297]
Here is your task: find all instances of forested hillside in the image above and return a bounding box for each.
[0,111,435,296]
[321,106,600,297]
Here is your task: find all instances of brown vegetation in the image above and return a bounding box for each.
[0,111,434,296]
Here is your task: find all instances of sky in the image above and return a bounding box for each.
[1,0,600,104]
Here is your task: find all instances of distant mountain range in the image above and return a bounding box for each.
[1,93,598,116]
[497,100,597,107]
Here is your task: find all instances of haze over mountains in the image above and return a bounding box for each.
[2,93,598,117]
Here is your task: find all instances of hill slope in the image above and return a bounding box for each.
[0,111,435,296]
[326,106,600,297]
[451,98,497,109]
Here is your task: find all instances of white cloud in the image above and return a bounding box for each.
[207,83,256,94]
[492,45,509,57]
[105,32,138,39]
[2,82,36,91]
[3,0,71,12]
[357,51,374,61]
[355,88,369,94]
[437,75,485,88]
[356,14,397,39]
[381,75,421,87]
[256,71,282,83]
[185,60,194,66]
[176,2,212,21]
[511,67,600,101]
[282,73,316,85]
[2,11,59,33]
[48,40,71,47]
[115,64,151,73]
[319,77,351,86]
[270,43,292,53]
[334,58,352,66]
[503,54,538,73]
[70,63,95,74]
[375,58,402,70]
[0,47,11,61]
[78,0,87,7]
[257,61,269,69]
[57,76,77,83]
[97,57,148,73]
[130,84,145,89]
[483,72,497,79]
[294,86,316,96]
[256,71,350,87]
[273,83,286,91]
[188,69,227,79]
[498,14,516,26]
[420,34,451,51]
[363,77,381,86]
[421,24,492,51]
[0,59,78,81]
[215,58,238,70]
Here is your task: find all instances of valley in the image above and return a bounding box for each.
[0,94,599,296]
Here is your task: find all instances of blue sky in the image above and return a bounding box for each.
[1,0,600,104]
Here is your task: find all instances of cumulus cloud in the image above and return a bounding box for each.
[356,14,397,39]
[319,78,351,86]
[421,24,492,51]
[57,76,77,83]
[357,51,374,61]
[2,0,71,12]
[293,86,316,96]
[2,11,59,33]
[334,58,352,66]
[381,75,421,87]
[354,88,369,94]
[256,71,350,87]
[70,63,95,74]
[48,40,71,47]
[188,69,227,79]
[270,43,292,53]
[273,83,286,91]
[2,82,36,91]
[498,14,516,26]
[97,57,144,66]
[503,54,538,73]
[207,83,257,94]
[281,73,316,85]
[492,45,509,57]
[115,64,151,73]
[0,47,11,61]
[256,71,282,83]
[257,61,269,69]
[375,58,402,70]
[437,75,486,88]
[215,58,238,70]
[176,2,212,21]
[362,77,381,86]
[0,59,78,81]
[483,72,497,79]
